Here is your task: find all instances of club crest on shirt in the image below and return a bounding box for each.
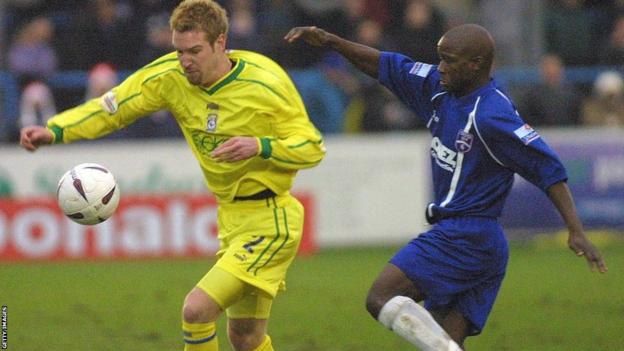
[455,130,474,153]
[206,102,219,132]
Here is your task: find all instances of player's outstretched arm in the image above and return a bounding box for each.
[547,181,607,273]
[284,26,381,79]
[20,125,54,152]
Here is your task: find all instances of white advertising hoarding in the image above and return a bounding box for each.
[0,134,432,256]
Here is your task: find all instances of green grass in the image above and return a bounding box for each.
[1,241,623,350]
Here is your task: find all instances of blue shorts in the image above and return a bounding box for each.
[390,216,509,335]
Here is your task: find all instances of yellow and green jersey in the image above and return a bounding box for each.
[46,50,325,202]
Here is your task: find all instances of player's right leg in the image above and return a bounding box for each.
[182,266,248,350]
[226,285,274,351]
[366,264,463,351]
[182,287,223,350]
[185,194,303,351]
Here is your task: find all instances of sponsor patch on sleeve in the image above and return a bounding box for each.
[100,91,118,114]
[409,62,432,78]
[513,124,540,145]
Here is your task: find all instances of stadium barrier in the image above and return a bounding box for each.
[1,129,623,261]
[0,193,316,261]
[0,135,428,261]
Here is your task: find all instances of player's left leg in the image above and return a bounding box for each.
[228,319,272,351]
[367,264,462,351]
[183,266,248,350]
[430,307,471,349]
[366,263,424,318]
[227,286,274,351]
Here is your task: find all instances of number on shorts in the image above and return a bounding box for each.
[243,236,265,253]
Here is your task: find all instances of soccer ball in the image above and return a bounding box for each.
[57,163,120,225]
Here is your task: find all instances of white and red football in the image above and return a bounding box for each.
[56,163,120,225]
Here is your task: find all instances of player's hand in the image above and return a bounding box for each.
[568,231,607,273]
[211,136,259,162]
[284,26,330,47]
[20,125,54,152]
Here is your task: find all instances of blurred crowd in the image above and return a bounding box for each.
[0,0,623,143]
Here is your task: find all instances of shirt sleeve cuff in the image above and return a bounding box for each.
[259,137,272,159]
[47,125,63,144]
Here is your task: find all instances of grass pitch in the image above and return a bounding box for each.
[1,238,623,350]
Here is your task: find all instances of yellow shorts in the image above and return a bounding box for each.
[198,266,274,319]
[197,194,304,318]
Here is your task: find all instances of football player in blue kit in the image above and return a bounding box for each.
[285,24,607,350]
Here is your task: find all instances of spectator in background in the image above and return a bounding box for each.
[85,63,118,101]
[225,0,261,52]
[256,0,298,64]
[65,0,141,70]
[348,19,420,132]
[0,89,7,143]
[0,2,5,70]
[341,0,369,40]
[389,0,446,64]
[341,0,391,39]
[518,54,580,126]
[139,12,174,66]
[133,0,178,66]
[600,15,624,66]
[613,0,624,17]
[7,16,58,142]
[581,71,624,126]
[8,17,58,82]
[263,0,354,69]
[18,80,56,129]
[477,0,542,66]
[134,0,179,16]
[544,0,596,66]
[82,62,131,140]
[272,0,354,134]
[288,52,348,134]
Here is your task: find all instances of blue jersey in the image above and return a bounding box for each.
[379,52,567,220]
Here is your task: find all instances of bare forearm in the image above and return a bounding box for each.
[547,181,583,233]
[324,33,381,79]
[284,26,380,79]
[547,180,608,272]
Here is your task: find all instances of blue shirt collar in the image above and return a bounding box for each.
[455,79,496,103]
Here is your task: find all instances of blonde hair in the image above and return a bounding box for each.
[169,0,228,44]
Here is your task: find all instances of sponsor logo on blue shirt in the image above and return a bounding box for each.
[409,62,432,78]
[431,137,457,172]
[513,124,540,145]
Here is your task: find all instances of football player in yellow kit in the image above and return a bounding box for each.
[19,1,325,350]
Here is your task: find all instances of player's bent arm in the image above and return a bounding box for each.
[546,181,608,273]
[285,26,380,79]
[256,133,326,170]
[253,84,326,170]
